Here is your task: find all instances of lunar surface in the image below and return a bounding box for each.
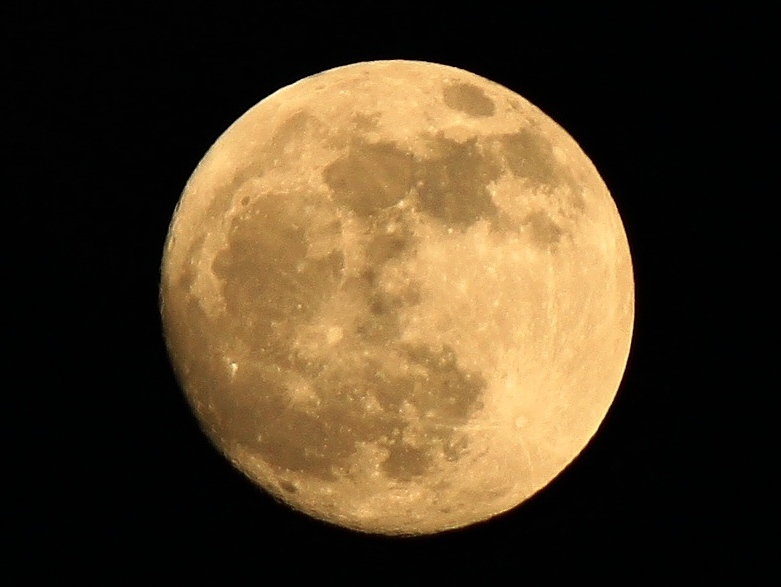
[160,60,634,535]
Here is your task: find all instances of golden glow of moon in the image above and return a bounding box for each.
[160,60,634,536]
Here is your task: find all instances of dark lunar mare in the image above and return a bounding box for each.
[165,179,487,483]
[442,82,496,117]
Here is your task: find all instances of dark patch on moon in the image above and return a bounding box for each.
[224,364,366,479]
[443,82,496,117]
[266,110,331,165]
[522,210,565,248]
[401,344,484,420]
[212,194,344,349]
[323,118,587,244]
[345,273,405,343]
[382,444,434,480]
[342,265,422,344]
[175,184,487,483]
[363,203,419,266]
[216,339,486,481]
[365,231,411,266]
[201,112,326,217]
[204,111,336,215]
[496,129,586,212]
[324,133,503,229]
[413,136,502,228]
[323,141,414,217]
[500,129,561,186]
[352,112,380,132]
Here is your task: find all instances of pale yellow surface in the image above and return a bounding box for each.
[160,60,634,535]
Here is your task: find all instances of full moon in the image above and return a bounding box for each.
[160,60,634,535]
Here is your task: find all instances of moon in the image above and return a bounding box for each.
[160,60,634,535]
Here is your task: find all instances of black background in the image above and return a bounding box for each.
[9,3,769,581]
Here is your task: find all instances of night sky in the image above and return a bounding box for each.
[9,4,767,581]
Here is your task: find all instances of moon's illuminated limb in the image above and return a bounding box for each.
[160,60,634,536]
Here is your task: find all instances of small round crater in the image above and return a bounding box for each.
[279,480,298,493]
